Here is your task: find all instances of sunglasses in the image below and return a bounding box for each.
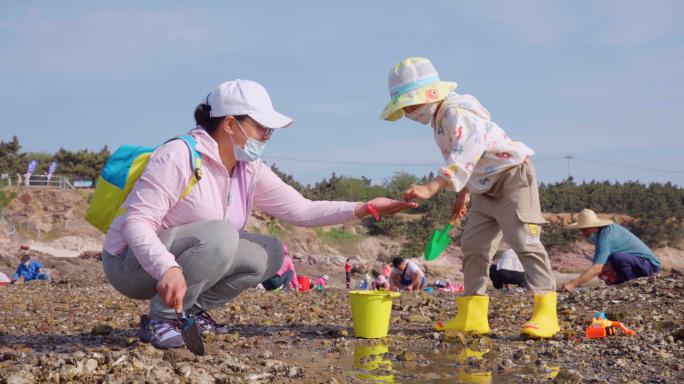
[251,119,274,138]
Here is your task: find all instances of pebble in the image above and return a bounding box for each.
[442,329,465,344]
[0,272,682,383]
[90,325,112,336]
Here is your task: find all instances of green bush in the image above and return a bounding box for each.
[0,189,17,208]
[0,136,110,182]
[366,214,405,238]
[541,222,584,253]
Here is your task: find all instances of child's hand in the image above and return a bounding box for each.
[403,184,436,201]
[403,177,449,202]
[450,189,470,218]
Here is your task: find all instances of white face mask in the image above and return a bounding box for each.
[23,261,30,267]
[230,120,266,162]
[405,103,438,125]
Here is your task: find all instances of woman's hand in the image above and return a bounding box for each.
[450,189,470,218]
[157,266,187,313]
[354,198,418,218]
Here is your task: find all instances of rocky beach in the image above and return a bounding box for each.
[1,271,683,383]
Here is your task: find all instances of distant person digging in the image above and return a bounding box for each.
[311,275,329,290]
[0,271,10,285]
[490,249,527,291]
[373,274,390,290]
[562,209,660,292]
[261,245,298,291]
[11,255,50,284]
[390,257,425,291]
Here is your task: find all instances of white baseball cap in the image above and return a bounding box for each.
[208,79,293,129]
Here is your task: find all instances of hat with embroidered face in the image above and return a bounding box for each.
[379,57,458,122]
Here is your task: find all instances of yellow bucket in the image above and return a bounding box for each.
[349,291,401,338]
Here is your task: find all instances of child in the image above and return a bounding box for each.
[345,258,352,289]
[373,274,390,290]
[364,272,374,290]
[311,275,328,290]
[380,57,559,339]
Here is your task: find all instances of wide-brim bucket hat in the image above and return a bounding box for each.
[379,57,458,122]
[566,209,614,229]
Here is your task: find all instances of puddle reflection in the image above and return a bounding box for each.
[353,344,394,383]
[295,343,565,383]
[444,347,492,383]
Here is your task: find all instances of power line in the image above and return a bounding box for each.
[262,155,570,167]
[574,157,684,175]
[263,155,684,175]
[263,156,435,166]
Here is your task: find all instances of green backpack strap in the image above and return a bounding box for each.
[164,135,203,199]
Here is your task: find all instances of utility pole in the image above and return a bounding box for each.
[567,155,574,179]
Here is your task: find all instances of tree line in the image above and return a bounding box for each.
[2,135,679,253]
[271,165,684,254]
[0,136,110,182]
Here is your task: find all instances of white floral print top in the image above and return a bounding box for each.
[433,92,535,194]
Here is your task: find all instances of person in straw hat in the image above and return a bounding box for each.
[562,209,660,292]
[381,57,559,339]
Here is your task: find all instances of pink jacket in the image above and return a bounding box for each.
[374,275,390,290]
[277,254,298,288]
[103,128,358,280]
[314,277,327,289]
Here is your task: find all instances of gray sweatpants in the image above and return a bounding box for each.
[102,220,284,321]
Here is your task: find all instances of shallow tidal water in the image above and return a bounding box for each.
[292,344,563,383]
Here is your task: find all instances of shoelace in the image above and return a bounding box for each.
[195,311,220,328]
[148,319,181,340]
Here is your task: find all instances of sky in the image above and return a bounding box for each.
[1,1,684,187]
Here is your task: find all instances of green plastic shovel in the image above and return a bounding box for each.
[424,213,459,261]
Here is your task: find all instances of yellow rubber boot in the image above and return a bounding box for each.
[434,296,489,334]
[520,292,561,339]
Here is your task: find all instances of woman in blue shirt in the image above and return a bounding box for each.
[11,255,50,283]
[562,209,659,292]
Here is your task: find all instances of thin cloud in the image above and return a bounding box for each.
[597,1,683,47]
[0,6,238,76]
[482,1,579,45]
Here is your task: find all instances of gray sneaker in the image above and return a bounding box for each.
[139,316,185,349]
[194,311,230,335]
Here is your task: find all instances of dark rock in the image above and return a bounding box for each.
[163,349,196,362]
[398,351,416,361]
[442,330,465,344]
[606,312,630,321]
[562,329,576,340]
[90,325,112,336]
[654,321,678,330]
[672,328,684,341]
[554,369,582,384]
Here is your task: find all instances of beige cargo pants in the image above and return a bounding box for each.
[461,161,556,296]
